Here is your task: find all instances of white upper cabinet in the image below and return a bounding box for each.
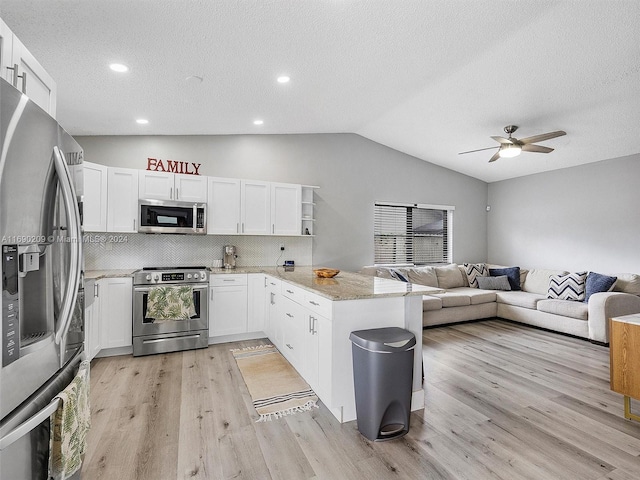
[207,177,241,234]
[0,18,56,117]
[139,171,207,202]
[271,183,301,236]
[241,180,271,235]
[107,167,139,232]
[83,162,108,232]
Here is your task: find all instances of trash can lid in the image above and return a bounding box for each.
[349,327,416,353]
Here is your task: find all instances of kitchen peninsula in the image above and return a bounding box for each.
[86,266,437,423]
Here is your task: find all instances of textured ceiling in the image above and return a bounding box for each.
[2,0,639,183]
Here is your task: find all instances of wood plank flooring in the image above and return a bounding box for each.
[81,320,640,479]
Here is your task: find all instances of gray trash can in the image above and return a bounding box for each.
[349,327,416,441]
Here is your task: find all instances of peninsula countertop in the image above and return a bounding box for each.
[84,266,443,301]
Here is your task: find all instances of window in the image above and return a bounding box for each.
[374,202,454,265]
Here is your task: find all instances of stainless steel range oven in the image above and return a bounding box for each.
[132,266,209,356]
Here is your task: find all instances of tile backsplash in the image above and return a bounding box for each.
[84,233,313,270]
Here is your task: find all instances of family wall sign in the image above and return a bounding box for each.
[146,158,202,175]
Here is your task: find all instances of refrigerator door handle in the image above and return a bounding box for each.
[51,146,82,358]
[0,398,60,450]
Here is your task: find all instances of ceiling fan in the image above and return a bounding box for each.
[459,125,567,163]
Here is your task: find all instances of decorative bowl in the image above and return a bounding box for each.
[313,268,340,278]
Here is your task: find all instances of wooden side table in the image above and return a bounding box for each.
[610,314,640,422]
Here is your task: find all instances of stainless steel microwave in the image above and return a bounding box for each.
[138,199,206,234]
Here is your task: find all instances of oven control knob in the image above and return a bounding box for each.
[192,273,199,279]
[187,273,192,279]
[146,274,151,281]
[154,274,160,282]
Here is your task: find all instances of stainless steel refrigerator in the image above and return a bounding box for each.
[0,77,85,479]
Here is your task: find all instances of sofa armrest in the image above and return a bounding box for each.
[588,292,640,343]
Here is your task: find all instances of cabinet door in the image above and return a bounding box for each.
[84,283,102,361]
[175,174,207,202]
[209,285,248,336]
[107,168,139,232]
[99,278,133,349]
[303,312,324,394]
[0,18,13,84]
[207,177,241,234]
[265,277,281,345]
[247,274,266,333]
[281,297,305,368]
[241,180,271,235]
[271,183,301,235]
[83,162,108,232]
[10,34,57,118]
[138,170,174,200]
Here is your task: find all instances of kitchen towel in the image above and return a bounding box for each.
[49,360,91,480]
[146,285,196,321]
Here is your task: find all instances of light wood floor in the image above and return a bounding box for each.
[82,320,640,479]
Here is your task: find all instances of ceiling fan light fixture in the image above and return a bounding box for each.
[498,144,522,158]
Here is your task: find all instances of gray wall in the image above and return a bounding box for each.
[77,133,489,271]
[488,153,640,274]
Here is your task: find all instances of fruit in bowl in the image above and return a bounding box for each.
[313,268,340,278]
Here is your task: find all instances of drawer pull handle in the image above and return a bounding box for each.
[286,343,293,350]
[286,313,294,318]
[309,301,319,306]
[286,289,294,294]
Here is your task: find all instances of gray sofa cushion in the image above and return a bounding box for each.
[422,295,443,311]
[435,292,471,307]
[537,299,589,320]
[407,266,439,287]
[613,273,640,295]
[435,264,466,289]
[496,291,546,309]
[447,287,497,305]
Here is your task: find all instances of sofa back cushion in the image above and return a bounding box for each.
[612,273,640,295]
[406,266,439,287]
[435,264,466,289]
[522,269,568,295]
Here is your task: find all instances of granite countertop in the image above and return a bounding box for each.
[212,265,443,301]
[85,266,443,301]
[85,269,138,280]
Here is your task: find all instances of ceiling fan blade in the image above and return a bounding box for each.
[490,136,514,145]
[458,146,497,155]
[518,130,566,144]
[521,144,553,153]
[488,151,501,163]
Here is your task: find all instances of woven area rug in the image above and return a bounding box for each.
[231,345,318,422]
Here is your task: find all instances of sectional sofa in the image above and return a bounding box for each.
[360,263,640,344]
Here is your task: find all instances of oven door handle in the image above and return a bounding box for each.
[134,285,208,293]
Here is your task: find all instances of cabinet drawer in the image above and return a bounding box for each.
[210,274,248,287]
[265,275,281,291]
[281,282,306,303]
[304,292,332,318]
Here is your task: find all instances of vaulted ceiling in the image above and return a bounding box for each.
[3,0,639,182]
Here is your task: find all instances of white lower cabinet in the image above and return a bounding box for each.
[264,276,281,343]
[209,274,248,336]
[247,274,266,332]
[98,277,133,351]
[280,296,305,367]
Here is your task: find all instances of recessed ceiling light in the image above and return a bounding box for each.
[277,75,290,84]
[136,118,149,125]
[109,63,129,73]
[253,120,264,125]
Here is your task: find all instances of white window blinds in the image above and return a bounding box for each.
[374,203,453,265]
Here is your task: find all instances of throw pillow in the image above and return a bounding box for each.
[434,264,466,289]
[547,271,588,301]
[584,272,617,303]
[489,266,521,291]
[388,268,409,282]
[463,263,489,288]
[477,275,511,291]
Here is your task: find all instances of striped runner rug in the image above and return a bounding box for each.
[230,345,318,422]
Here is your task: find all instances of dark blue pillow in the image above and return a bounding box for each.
[584,272,617,303]
[489,267,521,291]
[389,269,408,282]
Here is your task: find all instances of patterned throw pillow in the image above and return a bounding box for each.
[583,272,617,303]
[463,263,489,288]
[547,272,588,301]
